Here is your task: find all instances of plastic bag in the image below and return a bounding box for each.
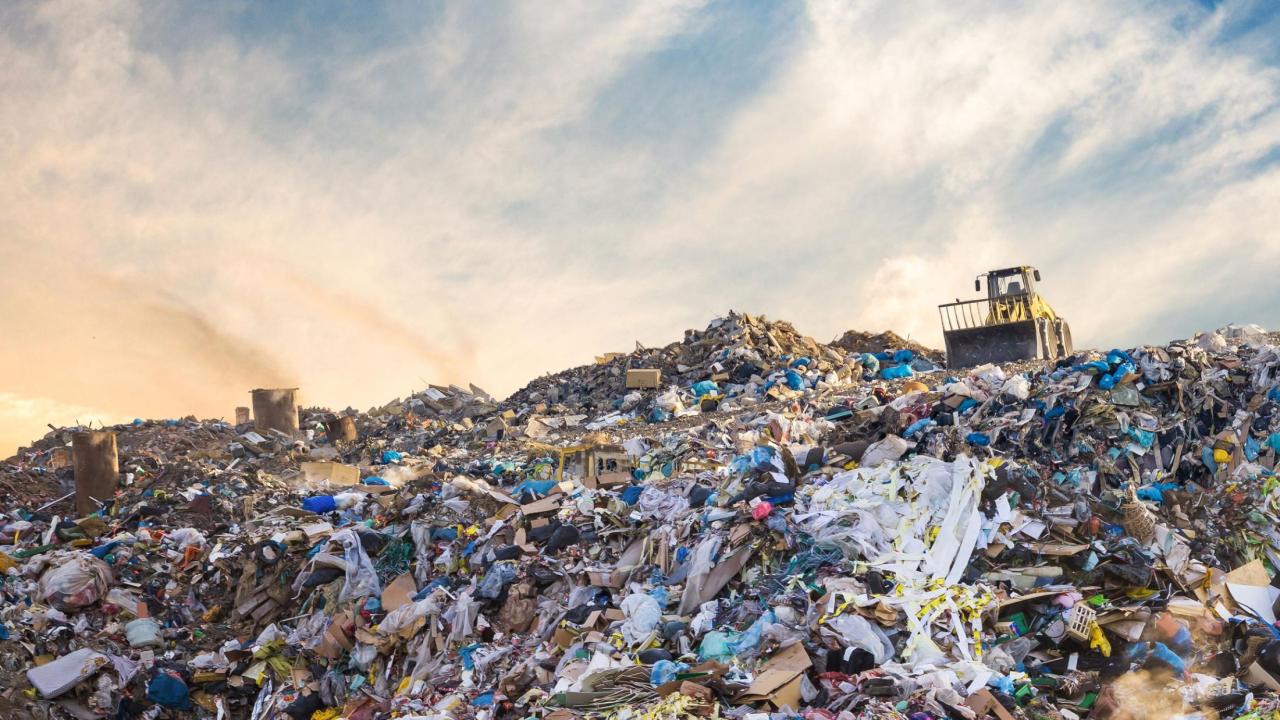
[650,659,689,685]
[166,528,205,549]
[689,601,718,637]
[655,389,684,413]
[691,380,719,398]
[823,613,893,664]
[698,630,739,661]
[728,609,775,658]
[1000,375,1030,400]
[379,598,433,636]
[330,528,381,602]
[126,618,162,648]
[881,364,914,380]
[476,562,517,600]
[861,435,908,468]
[619,594,661,646]
[38,553,113,610]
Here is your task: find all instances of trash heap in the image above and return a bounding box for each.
[830,329,942,364]
[506,311,933,433]
[7,320,1280,719]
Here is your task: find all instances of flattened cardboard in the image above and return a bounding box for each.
[520,496,564,517]
[317,612,353,659]
[737,643,810,707]
[381,573,416,612]
[966,688,1016,720]
[693,545,754,607]
[584,471,631,490]
[1246,662,1280,692]
[1027,543,1090,556]
[300,462,360,487]
[1227,559,1270,587]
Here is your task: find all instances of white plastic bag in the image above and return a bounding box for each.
[38,553,113,610]
[330,528,381,602]
[619,594,661,646]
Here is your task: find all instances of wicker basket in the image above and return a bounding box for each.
[1122,486,1155,543]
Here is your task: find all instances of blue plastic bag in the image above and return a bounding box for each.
[904,418,935,437]
[512,479,557,497]
[784,370,805,390]
[691,380,719,397]
[147,671,191,710]
[1202,445,1218,474]
[881,364,914,380]
[302,495,337,514]
[1106,349,1134,366]
[892,349,915,364]
[650,659,689,685]
[966,433,991,447]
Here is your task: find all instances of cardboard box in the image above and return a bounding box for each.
[625,369,662,389]
[300,462,360,487]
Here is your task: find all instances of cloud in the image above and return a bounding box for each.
[0,0,1278,454]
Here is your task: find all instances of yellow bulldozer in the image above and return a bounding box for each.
[937,265,1072,368]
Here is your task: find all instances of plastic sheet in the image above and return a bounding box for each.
[329,528,382,602]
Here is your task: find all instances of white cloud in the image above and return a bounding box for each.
[0,0,1278,453]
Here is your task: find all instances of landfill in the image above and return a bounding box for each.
[4,314,1280,720]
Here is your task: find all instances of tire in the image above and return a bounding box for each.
[1056,320,1073,358]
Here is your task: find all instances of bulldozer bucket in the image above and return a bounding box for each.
[944,320,1050,368]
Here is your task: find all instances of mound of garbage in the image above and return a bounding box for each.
[3,319,1280,720]
[504,311,938,432]
[830,329,941,363]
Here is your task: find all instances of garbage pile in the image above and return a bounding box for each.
[506,312,931,433]
[6,320,1280,719]
[830,329,942,364]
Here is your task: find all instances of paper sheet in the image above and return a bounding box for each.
[1227,582,1280,624]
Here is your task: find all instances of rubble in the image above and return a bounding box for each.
[3,317,1280,719]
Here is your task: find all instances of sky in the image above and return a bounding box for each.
[2,0,1280,456]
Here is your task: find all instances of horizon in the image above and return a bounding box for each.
[2,307,1265,456]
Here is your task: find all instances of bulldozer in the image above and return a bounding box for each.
[937,265,1072,368]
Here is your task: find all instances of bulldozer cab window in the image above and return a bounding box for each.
[992,273,1029,298]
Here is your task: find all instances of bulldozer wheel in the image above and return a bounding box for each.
[1056,320,1073,357]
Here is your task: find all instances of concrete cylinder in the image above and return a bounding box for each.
[251,388,299,434]
[234,406,251,425]
[72,431,118,516]
[325,415,358,443]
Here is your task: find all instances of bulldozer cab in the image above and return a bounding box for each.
[977,267,1049,324]
[939,265,1071,368]
[981,266,1037,298]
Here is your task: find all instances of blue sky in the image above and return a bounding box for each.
[1,0,1279,453]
